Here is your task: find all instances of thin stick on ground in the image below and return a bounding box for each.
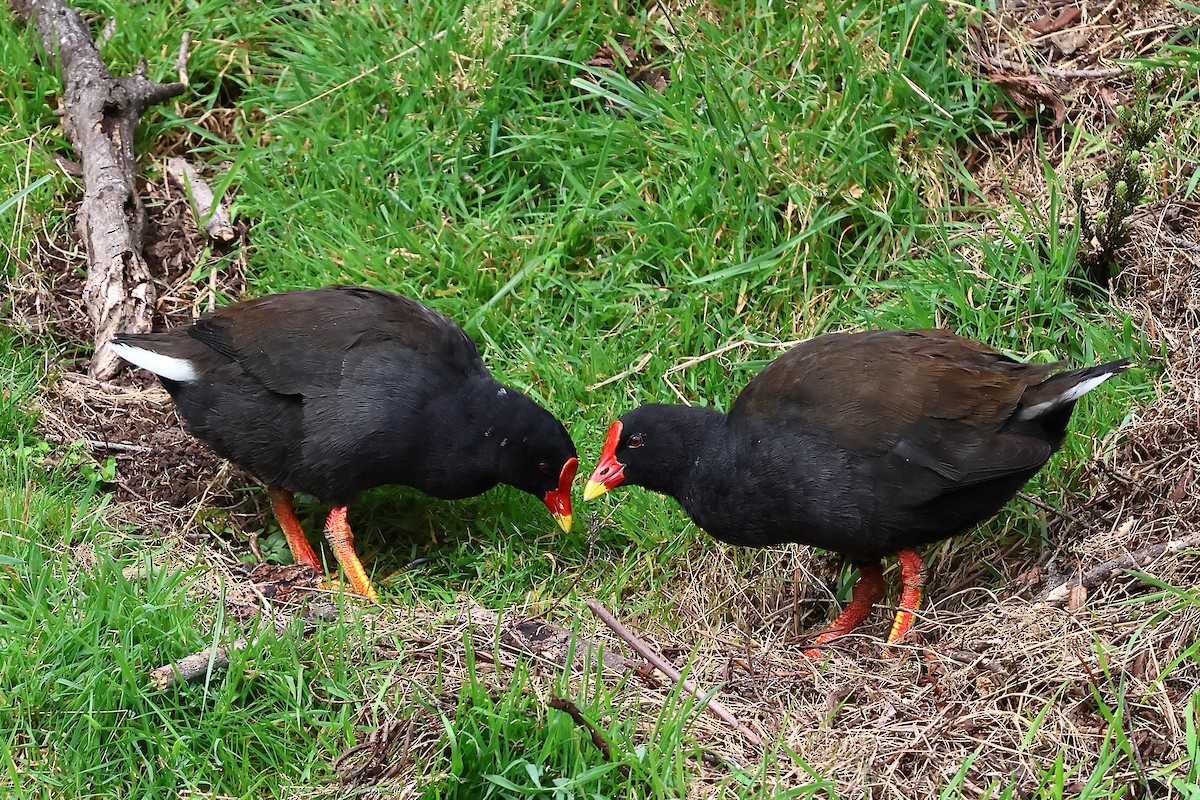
[974,52,1128,80]
[42,433,152,453]
[264,28,449,123]
[548,695,626,775]
[1018,491,1097,535]
[148,600,337,690]
[1039,533,1200,603]
[586,598,764,747]
[166,158,235,242]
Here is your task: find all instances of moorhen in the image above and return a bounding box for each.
[583,329,1128,652]
[111,286,578,601]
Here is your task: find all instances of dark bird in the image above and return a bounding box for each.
[111,286,578,601]
[583,329,1128,652]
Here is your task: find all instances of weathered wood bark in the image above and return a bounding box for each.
[11,0,185,378]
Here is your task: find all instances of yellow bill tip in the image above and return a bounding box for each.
[553,512,573,534]
[582,480,609,502]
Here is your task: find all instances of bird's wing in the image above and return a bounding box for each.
[187,286,485,395]
[729,329,1061,483]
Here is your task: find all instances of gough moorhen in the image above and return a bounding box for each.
[112,286,578,601]
[583,329,1128,652]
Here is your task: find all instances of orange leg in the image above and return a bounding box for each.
[885,549,925,646]
[324,506,380,603]
[805,563,886,656]
[268,488,322,571]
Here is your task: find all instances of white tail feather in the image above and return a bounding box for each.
[1016,372,1114,421]
[109,342,198,382]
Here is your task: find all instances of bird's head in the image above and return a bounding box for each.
[583,404,716,501]
[494,389,578,533]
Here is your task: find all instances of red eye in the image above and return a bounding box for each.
[538,462,551,474]
[627,434,644,448]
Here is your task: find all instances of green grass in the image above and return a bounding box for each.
[2,0,1196,796]
[0,341,359,796]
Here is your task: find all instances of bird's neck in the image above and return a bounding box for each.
[638,406,727,500]
[409,376,531,498]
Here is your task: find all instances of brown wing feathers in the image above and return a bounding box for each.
[732,329,1107,483]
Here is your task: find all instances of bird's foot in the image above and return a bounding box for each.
[323,506,381,603]
[802,563,887,658]
[879,549,924,656]
[316,577,381,603]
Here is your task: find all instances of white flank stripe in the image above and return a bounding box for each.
[1017,372,1114,421]
[109,342,198,381]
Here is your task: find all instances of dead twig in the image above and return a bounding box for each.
[333,716,415,784]
[1002,0,1080,9]
[264,28,449,123]
[586,598,764,747]
[549,695,627,774]
[1038,533,1200,604]
[944,649,1008,676]
[148,600,336,690]
[974,52,1128,80]
[11,0,186,379]
[459,604,650,677]
[148,635,249,691]
[587,351,654,391]
[175,30,190,86]
[58,371,169,399]
[166,158,235,242]
[42,433,152,454]
[1018,491,1096,534]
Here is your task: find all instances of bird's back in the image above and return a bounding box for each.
[696,329,1127,559]
[112,286,489,503]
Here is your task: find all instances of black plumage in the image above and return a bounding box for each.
[585,329,1128,651]
[113,286,578,601]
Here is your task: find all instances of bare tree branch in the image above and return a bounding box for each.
[11,0,186,378]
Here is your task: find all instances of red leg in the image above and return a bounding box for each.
[885,549,925,646]
[324,506,380,603]
[268,488,322,571]
[805,563,886,656]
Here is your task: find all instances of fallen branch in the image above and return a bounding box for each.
[974,52,1128,80]
[166,157,235,242]
[11,0,186,379]
[1039,533,1200,604]
[149,600,336,690]
[148,634,250,691]
[586,599,763,747]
